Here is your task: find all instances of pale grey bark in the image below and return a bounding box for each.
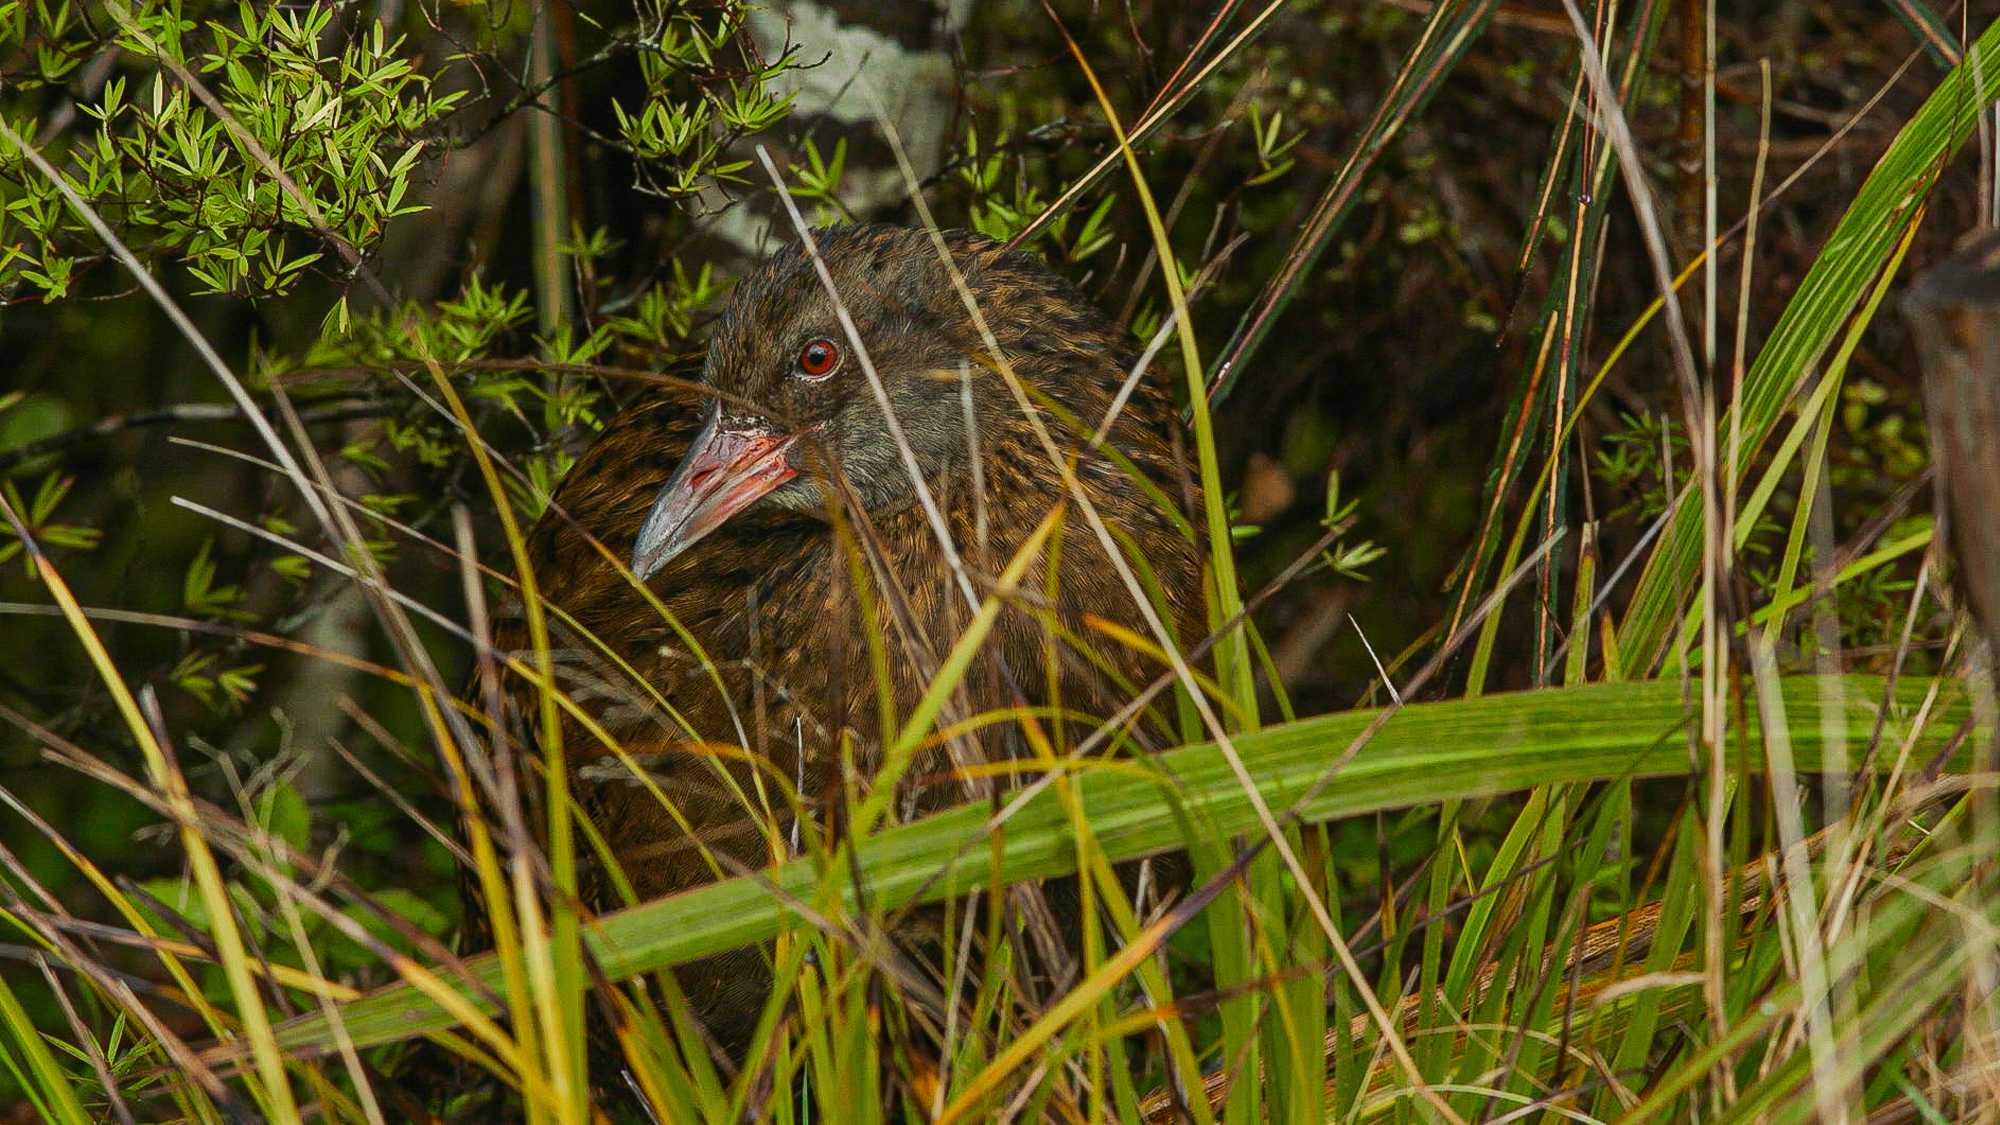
[704,0,974,258]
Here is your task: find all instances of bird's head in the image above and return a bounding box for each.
[632,224,1117,580]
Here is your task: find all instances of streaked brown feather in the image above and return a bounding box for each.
[480,225,1206,1059]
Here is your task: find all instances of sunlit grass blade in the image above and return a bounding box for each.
[242,672,1969,1058]
[0,969,90,1125]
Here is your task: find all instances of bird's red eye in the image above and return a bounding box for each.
[797,338,840,379]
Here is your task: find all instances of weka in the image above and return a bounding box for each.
[488,223,1204,1059]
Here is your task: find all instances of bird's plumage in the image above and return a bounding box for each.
[485,224,1205,1055]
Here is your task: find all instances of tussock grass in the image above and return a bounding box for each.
[3,5,1999,1124]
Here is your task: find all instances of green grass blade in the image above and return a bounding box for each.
[249,673,1971,1057]
[0,969,91,1125]
[1614,15,2000,676]
[1205,0,1499,408]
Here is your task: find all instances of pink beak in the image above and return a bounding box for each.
[631,413,802,579]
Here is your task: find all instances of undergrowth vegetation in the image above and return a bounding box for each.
[2,1,1997,1122]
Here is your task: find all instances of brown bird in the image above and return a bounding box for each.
[487,223,1205,1062]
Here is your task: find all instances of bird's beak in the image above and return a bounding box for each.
[632,414,803,580]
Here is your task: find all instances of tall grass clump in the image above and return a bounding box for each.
[1,2,1997,1122]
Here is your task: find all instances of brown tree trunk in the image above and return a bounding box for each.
[1903,230,2000,665]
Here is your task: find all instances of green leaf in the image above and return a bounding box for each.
[256,780,310,855]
